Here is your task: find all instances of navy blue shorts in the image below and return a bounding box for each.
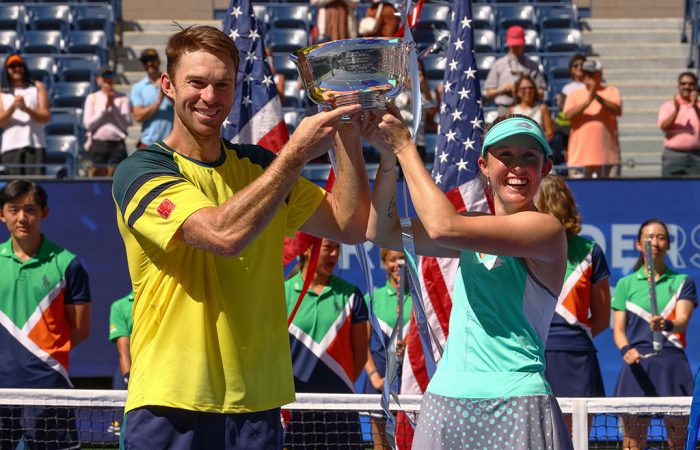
[0,406,79,450]
[121,406,283,450]
[545,349,606,397]
[614,347,695,397]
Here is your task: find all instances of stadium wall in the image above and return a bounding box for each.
[578,0,683,18]
[122,0,214,21]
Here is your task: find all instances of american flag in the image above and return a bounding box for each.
[397,0,491,446]
[222,0,289,152]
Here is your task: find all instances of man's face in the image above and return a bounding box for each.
[163,50,236,139]
[0,194,47,241]
[141,56,161,77]
[678,75,696,100]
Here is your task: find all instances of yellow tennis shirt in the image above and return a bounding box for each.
[112,140,325,414]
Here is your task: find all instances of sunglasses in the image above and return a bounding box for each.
[141,57,158,64]
[7,62,24,69]
[571,63,583,68]
[518,86,535,92]
[101,72,115,79]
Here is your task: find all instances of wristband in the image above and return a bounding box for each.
[619,345,631,357]
[664,319,674,332]
[367,369,378,377]
[123,372,130,386]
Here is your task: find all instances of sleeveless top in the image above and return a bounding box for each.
[427,250,559,399]
[512,103,544,128]
[1,85,46,153]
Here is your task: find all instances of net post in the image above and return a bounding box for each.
[571,398,589,450]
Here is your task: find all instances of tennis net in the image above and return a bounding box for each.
[0,389,693,449]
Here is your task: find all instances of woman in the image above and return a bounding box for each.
[363,248,412,449]
[552,54,586,166]
[510,75,554,142]
[535,175,610,433]
[285,238,369,448]
[612,219,697,450]
[0,54,51,175]
[363,111,572,449]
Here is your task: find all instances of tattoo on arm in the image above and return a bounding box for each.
[387,196,396,218]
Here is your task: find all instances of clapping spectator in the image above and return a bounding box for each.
[0,54,51,175]
[509,75,554,142]
[552,54,586,166]
[658,72,700,176]
[563,59,622,178]
[130,49,173,149]
[83,68,131,177]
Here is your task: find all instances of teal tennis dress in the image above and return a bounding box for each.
[412,251,573,450]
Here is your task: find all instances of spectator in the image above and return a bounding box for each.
[484,26,546,112]
[0,54,51,175]
[311,0,358,43]
[612,219,696,450]
[366,112,572,449]
[130,48,173,149]
[552,54,586,166]
[0,180,91,449]
[285,239,369,448]
[363,248,411,450]
[658,71,700,176]
[108,290,134,389]
[563,59,622,178]
[112,26,369,449]
[359,0,400,38]
[83,67,132,177]
[510,74,554,142]
[535,175,610,434]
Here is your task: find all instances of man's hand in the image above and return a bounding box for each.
[286,104,361,163]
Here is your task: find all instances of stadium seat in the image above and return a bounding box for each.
[495,4,537,30]
[51,82,93,108]
[283,108,303,134]
[498,28,539,53]
[22,30,65,54]
[475,53,498,81]
[473,29,497,53]
[547,78,570,106]
[272,52,299,79]
[252,4,269,30]
[45,107,83,137]
[269,5,310,30]
[282,79,304,107]
[45,135,79,178]
[0,30,20,54]
[541,28,583,53]
[0,5,26,33]
[421,54,447,81]
[66,31,108,65]
[71,5,114,44]
[58,55,100,83]
[472,4,496,30]
[416,4,452,30]
[412,25,450,52]
[544,52,577,79]
[27,4,73,33]
[424,132,438,161]
[267,28,308,53]
[539,5,579,29]
[24,55,57,88]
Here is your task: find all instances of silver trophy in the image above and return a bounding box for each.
[290,37,414,110]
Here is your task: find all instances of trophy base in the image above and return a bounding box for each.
[325,91,388,111]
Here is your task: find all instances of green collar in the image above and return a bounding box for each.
[0,235,55,263]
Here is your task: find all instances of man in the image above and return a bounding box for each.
[83,67,132,176]
[484,25,546,111]
[658,71,700,176]
[109,290,134,389]
[112,25,370,449]
[130,48,173,148]
[0,180,91,449]
[563,59,623,178]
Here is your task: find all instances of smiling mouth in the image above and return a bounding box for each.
[194,108,218,118]
[505,178,528,187]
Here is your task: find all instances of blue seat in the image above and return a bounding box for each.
[45,107,83,137]
[498,28,539,52]
[475,53,498,81]
[424,132,438,161]
[45,135,79,178]
[27,4,72,33]
[269,5,310,30]
[472,4,496,30]
[0,5,26,32]
[58,55,100,83]
[547,78,570,107]
[283,107,304,134]
[281,79,303,107]
[51,82,93,108]
[539,5,579,29]
[416,4,452,30]
[71,5,114,44]
[272,52,299,79]
[544,52,578,79]
[22,30,64,54]
[0,30,20,54]
[66,31,108,65]
[252,4,269,30]
[421,54,447,81]
[413,25,450,52]
[24,55,57,88]
[267,28,308,52]
[495,5,537,30]
[541,28,583,52]
[473,29,497,53]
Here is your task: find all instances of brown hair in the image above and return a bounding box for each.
[513,74,537,104]
[165,25,240,79]
[534,175,581,237]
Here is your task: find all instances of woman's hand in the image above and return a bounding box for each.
[360,106,413,158]
[370,372,385,391]
[622,347,641,365]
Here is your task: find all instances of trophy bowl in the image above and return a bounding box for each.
[290,37,414,111]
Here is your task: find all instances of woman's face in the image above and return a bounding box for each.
[479,135,551,214]
[570,59,584,80]
[636,222,669,263]
[382,250,405,285]
[517,80,536,106]
[314,239,341,278]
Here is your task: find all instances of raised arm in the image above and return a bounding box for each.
[178,104,361,256]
